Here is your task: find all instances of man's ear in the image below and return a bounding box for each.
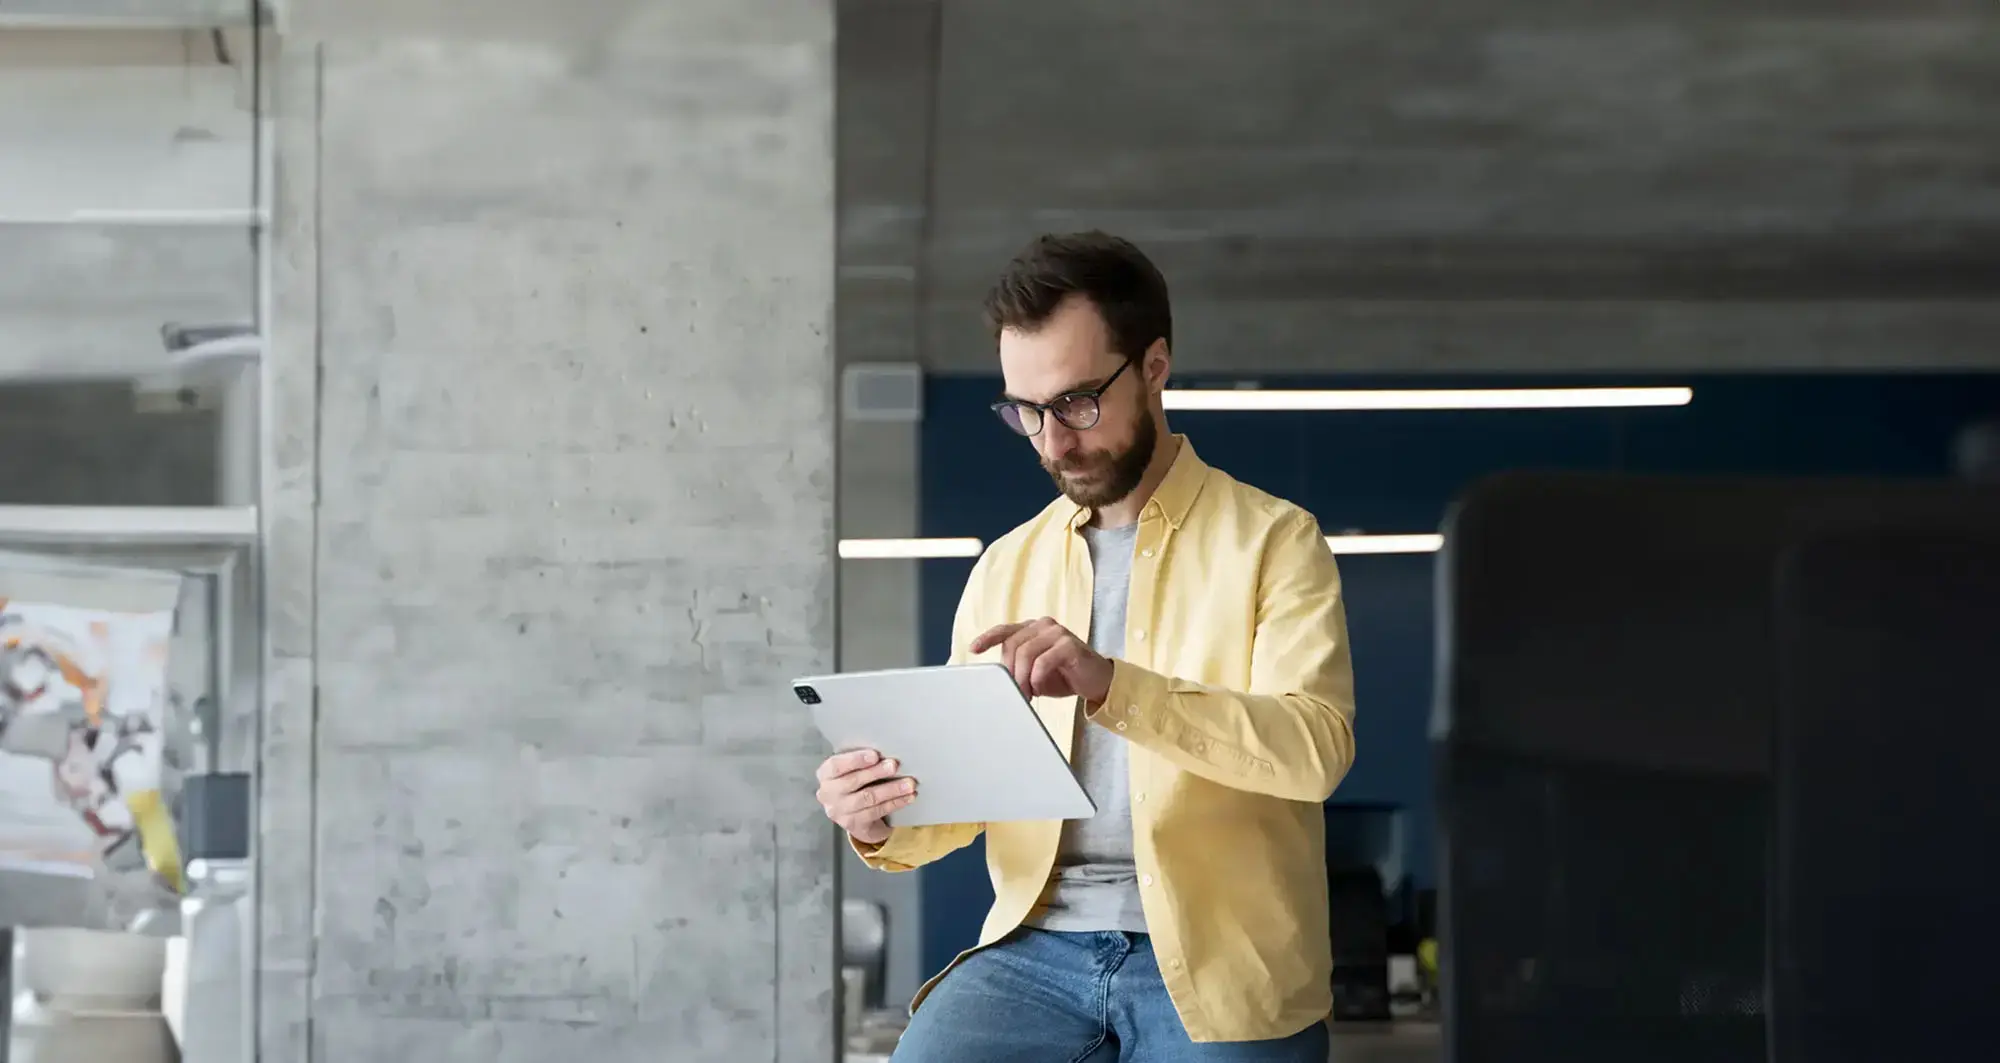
[1142,339,1172,393]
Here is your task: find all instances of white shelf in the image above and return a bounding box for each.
[0,2,257,31]
[0,209,268,228]
[0,505,256,545]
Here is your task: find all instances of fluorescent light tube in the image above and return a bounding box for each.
[1165,387,1692,412]
[1325,534,1444,555]
[839,537,985,559]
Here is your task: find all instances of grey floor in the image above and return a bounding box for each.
[1330,1022,1442,1063]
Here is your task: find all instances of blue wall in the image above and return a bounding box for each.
[914,372,2000,979]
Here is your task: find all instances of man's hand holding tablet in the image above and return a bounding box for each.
[815,748,917,845]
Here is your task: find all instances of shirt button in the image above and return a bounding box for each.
[1115,722,1128,731]
[1134,792,1146,804]
[1170,958,1183,970]
[1133,630,1147,641]
[1141,548,1155,558]
[1141,875,1155,886]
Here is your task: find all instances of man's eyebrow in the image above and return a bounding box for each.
[997,375,1112,405]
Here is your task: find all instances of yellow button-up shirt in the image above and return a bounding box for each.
[856,438,1358,1044]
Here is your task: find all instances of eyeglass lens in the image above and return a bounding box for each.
[999,393,1101,436]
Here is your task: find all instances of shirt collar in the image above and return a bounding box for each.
[1065,435,1208,532]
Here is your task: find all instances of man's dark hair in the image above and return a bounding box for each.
[982,231,1172,360]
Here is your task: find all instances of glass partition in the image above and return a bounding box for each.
[0,3,266,1062]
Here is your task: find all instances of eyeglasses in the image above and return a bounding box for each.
[991,358,1134,437]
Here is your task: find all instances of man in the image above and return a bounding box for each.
[815,232,1357,1062]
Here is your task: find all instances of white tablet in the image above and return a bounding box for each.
[792,663,1096,827]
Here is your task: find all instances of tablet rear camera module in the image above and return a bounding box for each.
[794,685,821,705]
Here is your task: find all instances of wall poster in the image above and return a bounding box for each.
[0,554,187,929]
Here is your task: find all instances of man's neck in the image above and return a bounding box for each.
[1089,431,1181,529]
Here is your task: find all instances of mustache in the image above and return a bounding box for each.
[1047,452,1108,474]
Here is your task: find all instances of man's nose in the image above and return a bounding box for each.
[1039,419,1080,460]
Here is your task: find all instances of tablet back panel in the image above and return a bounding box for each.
[794,664,1095,828]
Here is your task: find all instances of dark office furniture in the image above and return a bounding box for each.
[1328,864,1393,1022]
[1770,531,2000,1063]
[181,771,253,861]
[1435,472,2000,1063]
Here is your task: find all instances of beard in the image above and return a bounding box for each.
[1043,409,1159,510]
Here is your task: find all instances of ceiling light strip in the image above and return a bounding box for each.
[1324,533,1443,555]
[839,537,985,559]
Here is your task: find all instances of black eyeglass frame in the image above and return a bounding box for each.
[990,357,1137,437]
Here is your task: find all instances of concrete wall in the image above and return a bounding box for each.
[258,3,838,1061]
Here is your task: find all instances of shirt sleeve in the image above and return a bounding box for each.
[1089,508,1357,802]
[851,820,984,872]
[851,547,996,872]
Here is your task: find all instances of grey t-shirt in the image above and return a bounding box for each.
[1027,520,1146,933]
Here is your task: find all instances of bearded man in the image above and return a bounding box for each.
[815,231,1359,1063]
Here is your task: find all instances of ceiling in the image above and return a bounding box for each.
[838,0,2000,374]
[3,0,1999,381]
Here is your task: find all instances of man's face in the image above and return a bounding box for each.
[997,296,1158,509]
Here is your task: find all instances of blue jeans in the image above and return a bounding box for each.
[891,929,1330,1063]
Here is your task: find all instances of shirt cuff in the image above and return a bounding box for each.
[849,827,924,872]
[1091,659,1173,731]
[1091,661,1272,779]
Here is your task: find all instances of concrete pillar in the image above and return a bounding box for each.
[259,3,836,1061]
